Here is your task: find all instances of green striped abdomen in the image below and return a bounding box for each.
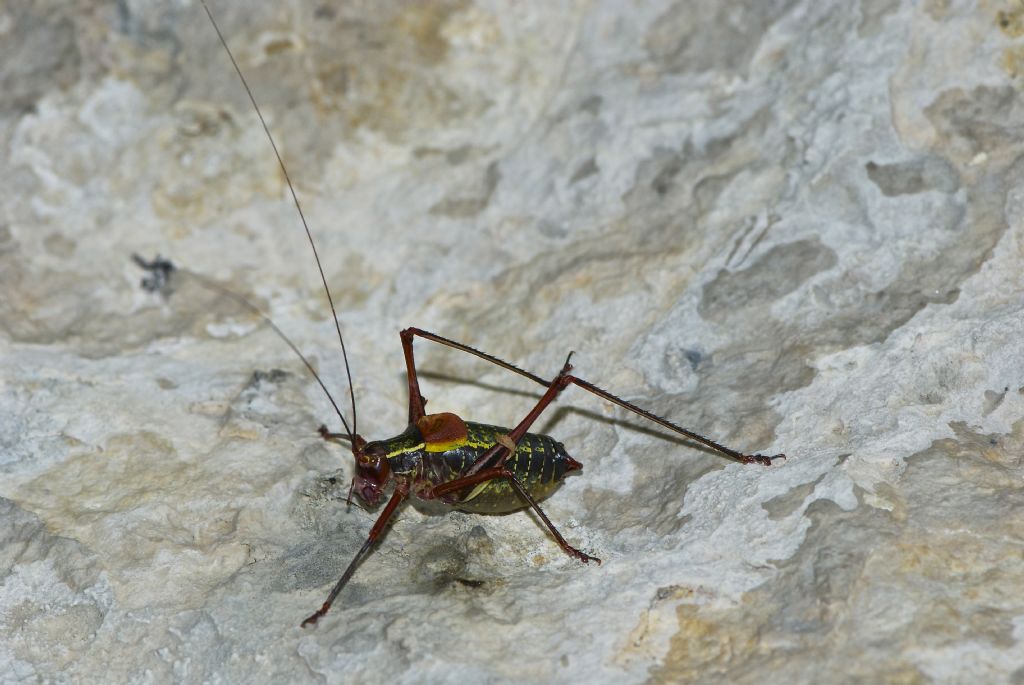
[424,422,581,514]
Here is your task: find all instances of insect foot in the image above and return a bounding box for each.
[743,453,787,466]
[570,548,602,565]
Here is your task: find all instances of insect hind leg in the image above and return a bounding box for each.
[430,358,599,564]
[399,327,784,466]
[399,327,549,426]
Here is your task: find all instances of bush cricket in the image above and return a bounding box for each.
[170,1,787,628]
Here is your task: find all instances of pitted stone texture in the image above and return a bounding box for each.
[2,2,1023,683]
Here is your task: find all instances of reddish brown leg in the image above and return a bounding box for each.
[430,466,599,564]
[459,352,577,477]
[400,328,428,424]
[301,486,407,628]
[402,327,784,466]
[403,327,549,386]
[318,425,349,441]
[430,356,600,564]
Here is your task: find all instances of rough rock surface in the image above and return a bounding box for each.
[2,1,1024,683]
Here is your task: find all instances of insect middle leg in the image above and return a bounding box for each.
[434,463,599,564]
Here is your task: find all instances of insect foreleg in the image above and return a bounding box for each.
[301,485,408,628]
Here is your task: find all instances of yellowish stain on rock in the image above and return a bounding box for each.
[310,0,492,142]
[615,586,695,667]
[1000,45,1024,76]
[648,603,760,683]
[997,3,1024,38]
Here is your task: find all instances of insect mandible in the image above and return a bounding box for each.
[189,1,786,628]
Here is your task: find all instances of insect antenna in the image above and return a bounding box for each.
[201,0,359,440]
[132,252,352,432]
[192,269,355,437]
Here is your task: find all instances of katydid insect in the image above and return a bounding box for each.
[190,1,785,628]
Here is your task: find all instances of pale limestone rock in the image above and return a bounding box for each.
[2,1,1023,683]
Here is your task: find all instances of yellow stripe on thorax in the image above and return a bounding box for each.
[423,436,470,452]
[385,442,424,458]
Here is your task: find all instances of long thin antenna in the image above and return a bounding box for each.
[132,254,353,436]
[201,0,359,439]
[194,268,355,438]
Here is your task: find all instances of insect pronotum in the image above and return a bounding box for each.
[187,1,786,627]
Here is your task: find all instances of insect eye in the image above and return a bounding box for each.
[357,444,385,465]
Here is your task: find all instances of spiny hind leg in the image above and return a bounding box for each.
[399,328,431,424]
[430,360,599,564]
[401,327,785,465]
[458,352,577,477]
